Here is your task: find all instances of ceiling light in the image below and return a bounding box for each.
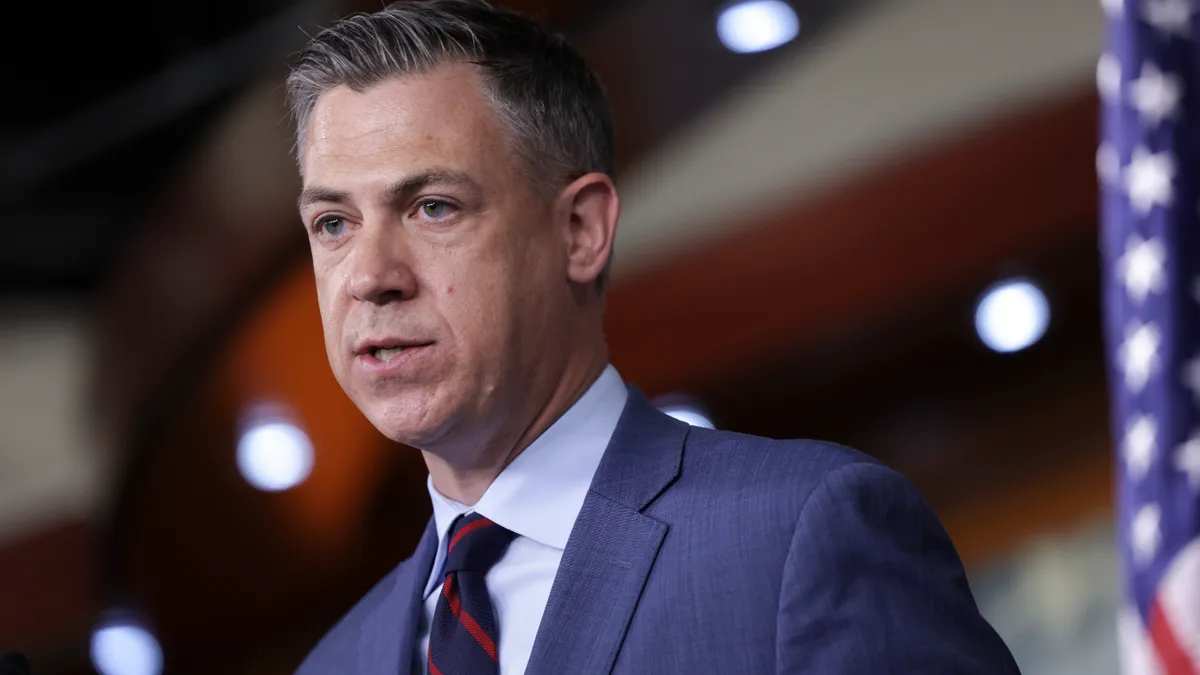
[237,408,314,492]
[90,620,162,675]
[659,403,716,429]
[717,0,800,54]
[974,278,1050,353]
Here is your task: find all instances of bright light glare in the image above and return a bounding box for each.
[661,405,716,429]
[237,418,314,491]
[90,622,162,675]
[717,0,800,54]
[974,278,1050,353]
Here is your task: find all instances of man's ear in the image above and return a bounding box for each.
[559,172,619,288]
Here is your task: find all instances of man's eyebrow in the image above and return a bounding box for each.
[297,171,482,213]
[385,170,482,203]
[297,186,349,212]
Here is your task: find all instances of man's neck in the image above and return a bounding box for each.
[422,346,609,505]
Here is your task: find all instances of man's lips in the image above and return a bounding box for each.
[352,339,435,356]
[353,339,436,373]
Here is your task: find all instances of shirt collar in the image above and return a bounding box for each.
[425,365,628,560]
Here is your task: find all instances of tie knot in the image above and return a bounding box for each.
[443,512,517,575]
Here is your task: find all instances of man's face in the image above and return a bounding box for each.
[298,64,572,449]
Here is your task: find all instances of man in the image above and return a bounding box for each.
[287,1,1021,673]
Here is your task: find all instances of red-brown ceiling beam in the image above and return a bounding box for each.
[605,87,1101,397]
[0,521,95,651]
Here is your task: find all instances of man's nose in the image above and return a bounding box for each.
[345,225,417,304]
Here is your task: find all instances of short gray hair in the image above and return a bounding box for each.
[285,0,615,189]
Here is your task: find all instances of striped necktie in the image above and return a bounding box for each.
[428,512,518,675]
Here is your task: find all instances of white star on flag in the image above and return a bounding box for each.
[1128,62,1182,126]
[1141,0,1195,38]
[1124,414,1159,481]
[1175,433,1200,488]
[1118,319,1162,393]
[1124,146,1176,215]
[1182,354,1200,405]
[1100,0,1200,668]
[1098,144,1122,186]
[1132,503,1162,564]
[1116,234,1167,304]
[1098,53,1124,103]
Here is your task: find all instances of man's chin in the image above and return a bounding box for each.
[351,380,479,450]
[363,401,452,449]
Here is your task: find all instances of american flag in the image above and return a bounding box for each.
[1100,0,1200,673]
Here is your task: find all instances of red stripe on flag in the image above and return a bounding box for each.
[1150,599,1200,675]
[449,517,494,553]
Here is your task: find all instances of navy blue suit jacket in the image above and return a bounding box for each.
[297,388,1021,674]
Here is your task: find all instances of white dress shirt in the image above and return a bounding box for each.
[417,365,628,675]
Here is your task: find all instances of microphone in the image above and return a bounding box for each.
[0,652,30,675]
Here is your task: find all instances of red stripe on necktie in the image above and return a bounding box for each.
[442,573,498,661]
[449,517,494,553]
[443,575,461,616]
[457,604,498,661]
[428,652,443,675]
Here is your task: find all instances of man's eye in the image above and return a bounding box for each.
[316,217,345,237]
[419,200,451,219]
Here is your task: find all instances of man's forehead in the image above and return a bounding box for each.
[306,88,439,152]
[310,65,488,132]
[302,71,502,169]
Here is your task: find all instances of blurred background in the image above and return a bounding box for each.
[0,0,1119,673]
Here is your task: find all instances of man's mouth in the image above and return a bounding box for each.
[358,341,433,363]
[373,346,409,362]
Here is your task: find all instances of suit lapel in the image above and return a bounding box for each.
[358,518,439,675]
[524,388,688,675]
